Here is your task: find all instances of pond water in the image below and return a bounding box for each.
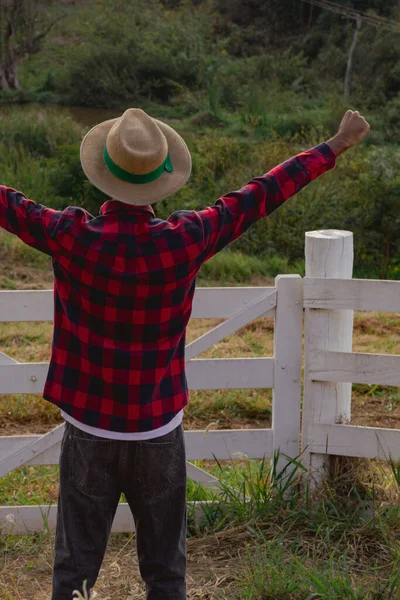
[68,106,122,127]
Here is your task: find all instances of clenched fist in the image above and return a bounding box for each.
[327,110,370,156]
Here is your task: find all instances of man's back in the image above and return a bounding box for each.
[49,200,203,432]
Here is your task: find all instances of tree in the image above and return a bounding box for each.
[0,0,67,90]
[344,16,361,102]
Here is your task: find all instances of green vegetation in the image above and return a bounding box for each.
[13,1,400,122]
[0,0,399,278]
[0,0,399,277]
[0,108,400,279]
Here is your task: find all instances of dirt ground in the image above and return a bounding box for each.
[1,527,253,600]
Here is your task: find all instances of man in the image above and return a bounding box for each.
[0,108,369,599]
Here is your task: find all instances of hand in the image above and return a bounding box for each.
[327,110,370,156]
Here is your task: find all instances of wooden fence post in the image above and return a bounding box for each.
[273,275,303,480]
[302,230,354,485]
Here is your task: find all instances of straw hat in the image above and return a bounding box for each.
[80,108,192,205]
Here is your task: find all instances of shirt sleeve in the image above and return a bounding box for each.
[0,186,64,256]
[196,142,336,261]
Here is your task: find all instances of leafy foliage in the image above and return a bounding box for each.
[0,107,399,279]
[14,0,400,118]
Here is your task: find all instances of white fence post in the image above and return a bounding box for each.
[273,275,303,479]
[302,230,354,485]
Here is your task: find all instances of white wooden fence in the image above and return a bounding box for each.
[1,228,400,534]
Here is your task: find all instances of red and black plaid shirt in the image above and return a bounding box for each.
[0,143,335,432]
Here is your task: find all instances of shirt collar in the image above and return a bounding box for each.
[100,200,155,217]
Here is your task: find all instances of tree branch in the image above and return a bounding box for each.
[26,13,65,55]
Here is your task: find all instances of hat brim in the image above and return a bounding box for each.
[80,117,192,206]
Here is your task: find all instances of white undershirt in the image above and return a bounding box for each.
[61,409,183,440]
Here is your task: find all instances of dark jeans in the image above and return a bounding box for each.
[52,421,187,600]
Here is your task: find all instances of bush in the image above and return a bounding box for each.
[198,251,303,282]
[0,90,33,104]
[260,145,400,279]
[380,94,400,141]
[0,121,106,216]
[46,144,108,213]
[66,48,143,108]
[61,0,211,107]
[198,251,270,282]
[0,142,53,201]
[0,108,83,157]
[66,41,204,107]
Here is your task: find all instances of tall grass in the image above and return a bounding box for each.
[0,230,50,269]
[0,108,83,157]
[198,251,304,282]
[231,544,400,599]
[187,454,400,599]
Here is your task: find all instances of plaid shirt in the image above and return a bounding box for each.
[0,142,335,433]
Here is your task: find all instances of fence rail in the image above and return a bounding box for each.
[0,286,277,322]
[0,357,276,395]
[0,428,274,482]
[308,350,400,386]
[304,277,400,312]
[307,423,400,461]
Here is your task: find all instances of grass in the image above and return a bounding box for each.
[230,541,400,600]
[0,107,83,158]
[1,456,400,599]
[0,232,53,291]
[197,250,305,282]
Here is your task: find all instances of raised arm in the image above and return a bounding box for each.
[196,110,370,261]
[0,186,64,256]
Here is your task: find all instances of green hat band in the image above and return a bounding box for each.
[104,146,173,184]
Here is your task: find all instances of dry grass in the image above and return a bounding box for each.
[351,313,400,430]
